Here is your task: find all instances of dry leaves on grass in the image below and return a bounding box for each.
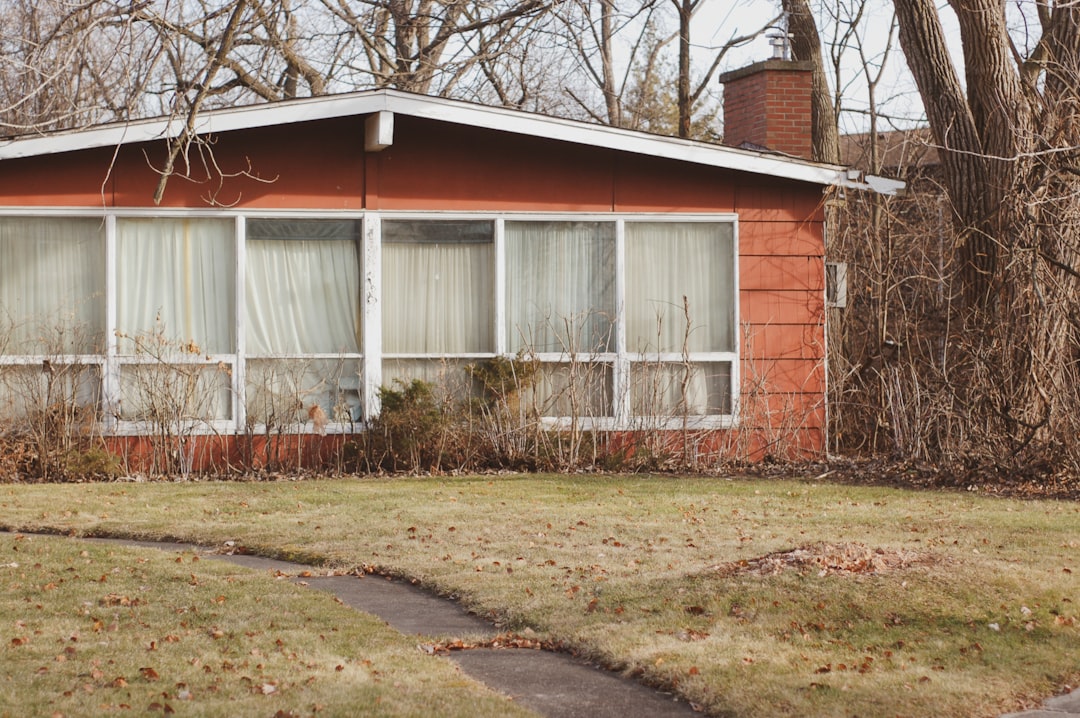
[418,632,561,655]
[710,542,936,577]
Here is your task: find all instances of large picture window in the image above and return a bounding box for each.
[246,219,361,355]
[116,217,234,354]
[382,220,494,354]
[245,219,364,425]
[625,221,735,416]
[0,217,105,355]
[505,220,615,354]
[0,210,738,434]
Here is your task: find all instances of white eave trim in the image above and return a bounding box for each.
[0,89,858,188]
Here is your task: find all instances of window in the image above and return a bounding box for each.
[625,221,735,417]
[0,210,739,434]
[246,219,361,354]
[115,217,235,422]
[505,221,615,353]
[0,217,106,423]
[0,217,105,355]
[381,219,494,389]
[245,219,363,425]
[116,217,234,354]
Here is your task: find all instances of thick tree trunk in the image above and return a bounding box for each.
[894,0,1080,462]
[782,0,839,164]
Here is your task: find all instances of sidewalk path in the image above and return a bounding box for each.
[100,539,698,717]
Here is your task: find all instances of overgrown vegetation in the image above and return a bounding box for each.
[827,126,1080,490]
[2,476,1077,717]
[3,308,825,480]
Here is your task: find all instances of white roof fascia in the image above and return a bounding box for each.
[0,89,858,188]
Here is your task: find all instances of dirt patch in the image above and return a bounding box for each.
[710,542,936,577]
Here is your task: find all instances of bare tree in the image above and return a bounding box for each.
[317,0,551,95]
[0,0,164,133]
[782,0,840,163]
[890,1,1080,463]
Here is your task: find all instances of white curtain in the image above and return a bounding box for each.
[245,220,361,355]
[505,221,615,354]
[526,362,612,417]
[246,358,362,424]
[625,222,734,353]
[631,361,731,416]
[0,217,105,354]
[116,218,234,355]
[382,220,494,354]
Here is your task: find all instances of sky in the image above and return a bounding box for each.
[693,0,966,134]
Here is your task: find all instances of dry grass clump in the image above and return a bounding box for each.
[710,541,938,577]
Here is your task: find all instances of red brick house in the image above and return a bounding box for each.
[0,60,885,466]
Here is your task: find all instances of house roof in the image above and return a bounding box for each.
[0,89,896,193]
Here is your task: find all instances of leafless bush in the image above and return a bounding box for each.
[116,323,230,478]
[0,321,115,481]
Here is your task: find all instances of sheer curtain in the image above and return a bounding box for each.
[116,218,234,354]
[505,221,615,354]
[0,217,105,354]
[245,219,361,355]
[382,220,494,354]
[625,222,734,353]
[631,361,732,416]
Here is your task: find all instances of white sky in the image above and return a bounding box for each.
[692,0,966,134]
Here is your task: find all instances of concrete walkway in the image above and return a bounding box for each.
[82,538,1080,717]
[97,539,698,717]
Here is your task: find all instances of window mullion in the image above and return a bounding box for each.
[614,219,629,426]
[362,213,382,419]
[495,218,506,355]
[103,213,119,432]
[234,215,246,432]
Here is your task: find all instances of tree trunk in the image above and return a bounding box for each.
[782,0,839,164]
[894,0,1080,464]
[674,0,692,138]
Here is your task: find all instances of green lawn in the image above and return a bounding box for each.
[2,475,1078,717]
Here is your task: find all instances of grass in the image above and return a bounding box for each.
[0,534,536,718]
[1,475,1078,717]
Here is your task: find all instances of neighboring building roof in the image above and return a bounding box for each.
[0,88,884,191]
[840,128,940,174]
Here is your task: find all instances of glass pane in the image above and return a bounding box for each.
[0,217,105,354]
[119,363,232,422]
[246,219,361,354]
[625,222,734,353]
[116,218,235,355]
[631,361,732,416]
[246,358,362,426]
[0,364,101,423]
[382,358,482,402]
[383,220,494,353]
[525,362,612,418]
[506,221,615,353]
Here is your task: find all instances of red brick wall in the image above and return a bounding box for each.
[720,60,814,160]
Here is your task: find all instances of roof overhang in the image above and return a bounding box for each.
[0,89,898,193]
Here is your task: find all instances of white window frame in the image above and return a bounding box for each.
[374,211,740,431]
[0,208,740,433]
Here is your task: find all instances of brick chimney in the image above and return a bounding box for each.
[719,59,814,160]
